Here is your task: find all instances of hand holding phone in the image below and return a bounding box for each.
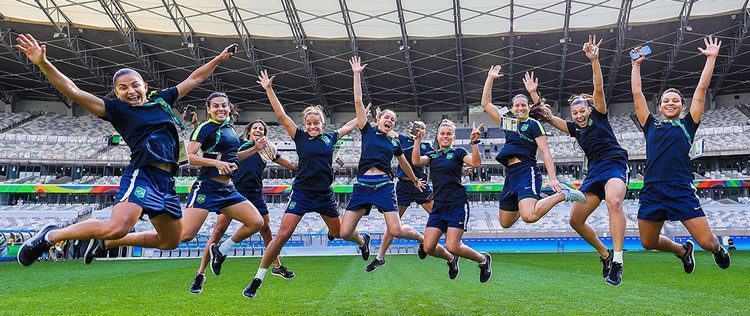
[630,45,652,60]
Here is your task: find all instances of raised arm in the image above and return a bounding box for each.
[176,44,235,100]
[411,130,430,167]
[691,36,721,123]
[15,34,105,117]
[535,136,561,193]
[462,122,482,168]
[338,103,372,137]
[481,65,504,125]
[349,56,368,129]
[583,35,607,114]
[630,47,650,126]
[257,70,297,139]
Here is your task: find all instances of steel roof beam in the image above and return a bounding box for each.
[453,0,468,120]
[395,0,421,116]
[222,0,262,75]
[658,0,695,95]
[339,0,372,106]
[605,0,633,103]
[556,0,572,110]
[711,0,749,100]
[508,0,515,99]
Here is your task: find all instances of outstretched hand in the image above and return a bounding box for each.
[487,65,503,79]
[349,56,367,73]
[698,35,721,58]
[523,71,538,93]
[15,34,46,65]
[469,122,483,142]
[257,70,275,91]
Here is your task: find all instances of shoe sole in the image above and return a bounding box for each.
[17,224,55,267]
[189,289,203,295]
[481,254,492,283]
[604,278,622,286]
[209,244,220,276]
[83,238,97,265]
[271,272,296,279]
[365,260,386,273]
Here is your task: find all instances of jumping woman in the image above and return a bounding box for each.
[15,34,234,267]
[630,36,730,273]
[412,120,493,282]
[243,70,366,299]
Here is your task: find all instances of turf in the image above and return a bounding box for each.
[1,251,748,315]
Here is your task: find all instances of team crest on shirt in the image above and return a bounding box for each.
[391,138,398,146]
[289,201,297,209]
[134,186,146,198]
[197,194,206,204]
[520,124,529,132]
[322,135,331,144]
[446,152,454,159]
[429,152,441,159]
[420,144,426,149]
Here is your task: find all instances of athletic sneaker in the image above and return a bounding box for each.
[713,245,731,269]
[417,243,427,260]
[242,278,263,299]
[448,256,460,279]
[190,273,206,294]
[605,262,622,286]
[83,238,106,265]
[563,189,587,204]
[271,265,296,279]
[17,224,58,266]
[365,258,386,272]
[327,234,336,241]
[209,243,227,276]
[479,252,492,283]
[600,249,613,278]
[677,240,695,274]
[359,234,371,261]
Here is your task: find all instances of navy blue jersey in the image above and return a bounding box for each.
[565,108,628,165]
[495,118,544,167]
[232,141,281,193]
[102,87,180,174]
[427,146,469,203]
[293,129,338,191]
[395,134,433,180]
[642,113,699,183]
[358,122,403,178]
[190,119,241,180]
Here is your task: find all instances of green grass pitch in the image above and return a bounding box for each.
[1,251,748,315]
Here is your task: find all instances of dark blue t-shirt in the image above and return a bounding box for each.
[565,108,628,165]
[427,146,469,203]
[495,118,544,167]
[642,113,699,183]
[233,141,281,193]
[395,134,433,180]
[358,122,403,179]
[293,129,339,191]
[102,87,180,174]
[190,119,241,180]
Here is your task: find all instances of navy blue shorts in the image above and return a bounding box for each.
[346,177,397,215]
[396,180,432,207]
[115,165,181,219]
[285,189,339,218]
[580,158,629,201]
[239,190,268,216]
[426,201,469,232]
[638,182,705,222]
[497,163,542,212]
[186,178,248,214]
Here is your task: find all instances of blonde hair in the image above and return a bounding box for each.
[568,93,594,107]
[439,119,456,130]
[302,105,326,125]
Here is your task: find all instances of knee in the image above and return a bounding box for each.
[260,222,272,235]
[423,242,438,254]
[606,198,624,212]
[569,216,585,229]
[445,242,461,254]
[387,227,403,238]
[520,214,539,224]
[499,220,514,229]
[159,238,181,250]
[180,231,197,243]
[244,217,263,232]
[102,223,130,240]
[641,239,657,250]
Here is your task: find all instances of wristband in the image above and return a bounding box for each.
[471,139,481,145]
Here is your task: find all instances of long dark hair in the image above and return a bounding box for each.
[245,119,268,140]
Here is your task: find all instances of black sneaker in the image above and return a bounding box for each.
[242,278,263,299]
[17,224,58,267]
[327,234,336,241]
[677,240,695,274]
[713,246,731,269]
[365,258,386,272]
[359,234,371,261]
[209,243,227,276]
[600,249,613,278]
[83,238,106,265]
[271,265,296,279]
[189,273,206,294]
[417,243,427,260]
[448,255,460,279]
[605,262,623,286]
[479,252,492,283]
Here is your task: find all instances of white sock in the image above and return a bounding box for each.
[376,254,385,261]
[613,251,623,264]
[44,232,52,244]
[255,268,268,281]
[218,239,237,254]
[479,257,487,265]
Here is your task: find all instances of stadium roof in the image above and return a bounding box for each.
[0,0,749,114]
